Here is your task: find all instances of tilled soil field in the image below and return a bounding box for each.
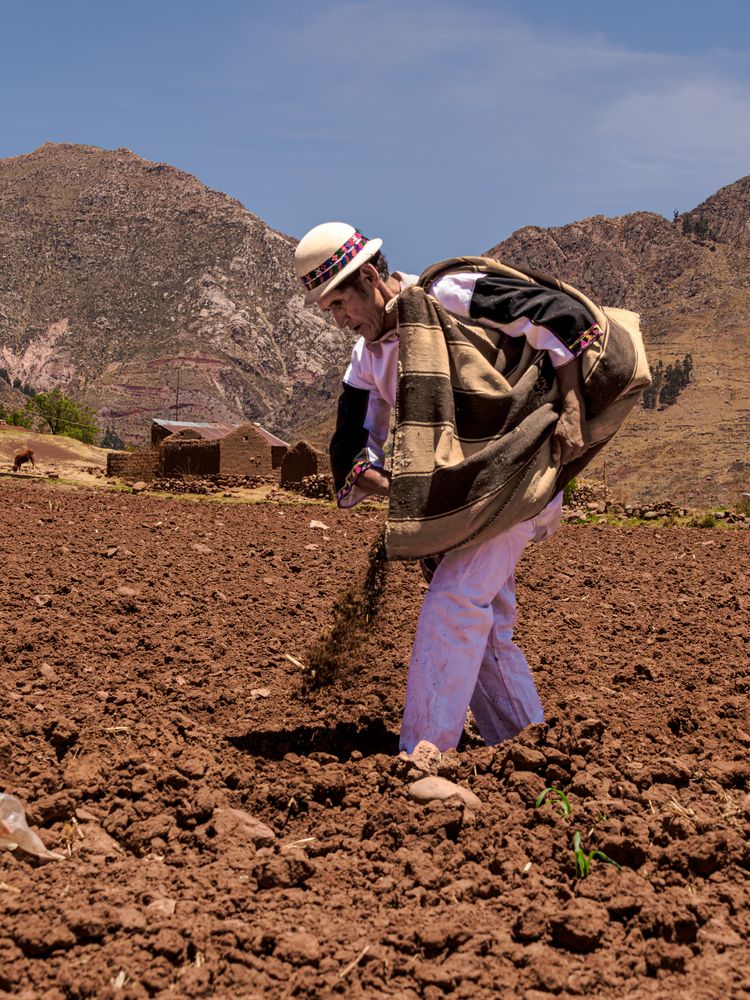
[1,480,749,999]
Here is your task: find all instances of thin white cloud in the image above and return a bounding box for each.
[228,0,750,260]
[284,3,750,186]
[281,2,750,165]
[597,77,750,177]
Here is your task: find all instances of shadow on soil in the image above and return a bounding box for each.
[227,718,399,761]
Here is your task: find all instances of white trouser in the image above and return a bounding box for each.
[399,494,563,753]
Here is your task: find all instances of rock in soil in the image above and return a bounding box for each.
[408,775,482,809]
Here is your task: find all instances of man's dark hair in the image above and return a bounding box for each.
[371,250,390,279]
[337,250,390,294]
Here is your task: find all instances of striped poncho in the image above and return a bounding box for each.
[384,257,650,559]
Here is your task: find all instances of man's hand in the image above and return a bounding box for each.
[552,356,589,466]
[358,467,391,497]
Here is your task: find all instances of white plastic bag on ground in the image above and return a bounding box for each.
[0,793,64,861]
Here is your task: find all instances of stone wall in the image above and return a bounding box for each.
[149,474,270,495]
[106,450,158,481]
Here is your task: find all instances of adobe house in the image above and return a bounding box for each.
[151,419,236,448]
[281,440,325,486]
[220,423,288,476]
[160,429,219,477]
[149,419,288,477]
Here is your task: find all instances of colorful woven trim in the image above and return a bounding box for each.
[570,322,604,356]
[337,458,373,504]
[301,231,368,292]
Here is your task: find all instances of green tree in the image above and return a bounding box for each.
[645,354,693,410]
[10,409,34,428]
[0,402,34,428]
[100,426,125,450]
[659,364,679,405]
[23,389,99,443]
[643,359,664,409]
[682,214,693,236]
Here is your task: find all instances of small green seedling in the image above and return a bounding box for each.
[535,787,572,819]
[572,830,621,879]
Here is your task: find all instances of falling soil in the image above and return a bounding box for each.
[1,479,749,999]
[303,529,388,690]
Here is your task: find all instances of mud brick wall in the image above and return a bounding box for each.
[106,450,158,481]
[152,425,166,447]
[281,441,322,486]
[220,425,277,476]
[160,440,219,478]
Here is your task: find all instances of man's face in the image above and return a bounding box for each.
[318,267,386,343]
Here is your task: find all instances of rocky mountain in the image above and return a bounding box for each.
[0,143,349,443]
[689,175,750,248]
[0,378,25,410]
[487,188,750,505]
[0,143,747,503]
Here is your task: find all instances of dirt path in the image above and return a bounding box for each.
[1,480,748,998]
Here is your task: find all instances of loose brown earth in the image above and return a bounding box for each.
[1,481,749,1000]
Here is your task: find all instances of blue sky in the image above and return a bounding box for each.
[2,0,749,271]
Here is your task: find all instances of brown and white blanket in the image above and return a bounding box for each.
[384,257,650,560]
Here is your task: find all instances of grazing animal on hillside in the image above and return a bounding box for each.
[12,448,35,473]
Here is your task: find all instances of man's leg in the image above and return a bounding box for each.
[399,518,536,753]
[468,573,544,745]
[469,493,563,745]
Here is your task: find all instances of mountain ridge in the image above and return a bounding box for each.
[0,142,748,503]
[487,183,750,504]
[0,142,350,441]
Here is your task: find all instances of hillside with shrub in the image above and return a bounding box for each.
[1,143,748,503]
[488,187,750,505]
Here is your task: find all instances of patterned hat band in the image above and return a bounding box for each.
[300,231,368,291]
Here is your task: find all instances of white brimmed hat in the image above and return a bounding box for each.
[294,222,382,305]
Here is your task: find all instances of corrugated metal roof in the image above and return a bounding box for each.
[152,419,237,441]
[251,423,288,448]
[152,418,288,447]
